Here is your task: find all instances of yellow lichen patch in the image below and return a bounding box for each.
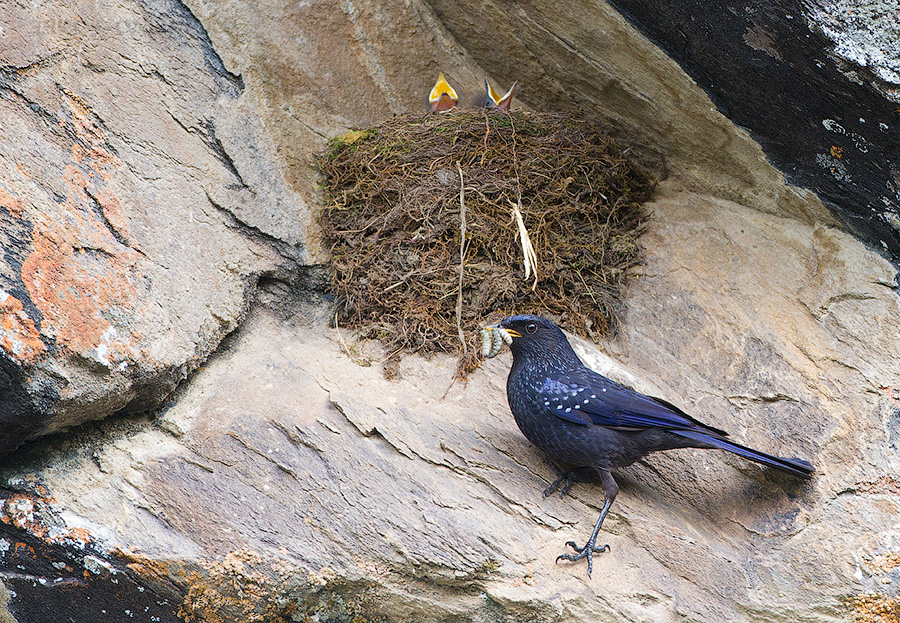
[849,592,900,623]
[332,129,375,148]
[177,550,298,623]
[872,553,900,574]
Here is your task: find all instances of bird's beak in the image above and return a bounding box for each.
[429,72,458,112]
[495,81,517,111]
[487,323,520,338]
[483,79,517,110]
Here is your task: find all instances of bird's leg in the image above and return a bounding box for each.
[556,471,618,577]
[556,498,612,576]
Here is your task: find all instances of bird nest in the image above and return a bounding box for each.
[317,109,655,376]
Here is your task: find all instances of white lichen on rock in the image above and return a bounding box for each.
[804,0,900,100]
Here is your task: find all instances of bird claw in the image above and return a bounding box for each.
[543,465,597,498]
[556,540,610,577]
[542,471,574,498]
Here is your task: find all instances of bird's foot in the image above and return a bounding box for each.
[556,539,610,577]
[543,471,574,498]
[542,466,596,498]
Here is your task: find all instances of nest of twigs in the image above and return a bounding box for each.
[317,109,655,376]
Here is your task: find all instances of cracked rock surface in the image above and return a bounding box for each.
[3,184,899,621]
[0,0,309,454]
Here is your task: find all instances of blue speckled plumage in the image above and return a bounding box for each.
[495,314,814,576]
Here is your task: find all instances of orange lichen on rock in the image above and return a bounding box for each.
[12,541,37,558]
[60,526,95,547]
[3,496,40,533]
[1,491,96,550]
[854,475,900,495]
[0,291,46,363]
[871,552,900,574]
[21,210,139,361]
[177,550,303,623]
[849,592,900,623]
[179,558,269,622]
[115,547,177,584]
[0,186,24,217]
[19,92,141,364]
[71,142,121,181]
[62,89,123,170]
[880,387,900,404]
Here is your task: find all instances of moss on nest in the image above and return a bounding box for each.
[317,109,655,375]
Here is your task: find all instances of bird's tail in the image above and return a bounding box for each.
[676,430,814,478]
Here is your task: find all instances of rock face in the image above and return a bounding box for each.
[0,0,311,455]
[1,0,898,621]
[604,0,900,260]
[4,190,898,622]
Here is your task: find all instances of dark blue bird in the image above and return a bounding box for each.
[493,314,814,576]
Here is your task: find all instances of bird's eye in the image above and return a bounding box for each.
[526,322,537,334]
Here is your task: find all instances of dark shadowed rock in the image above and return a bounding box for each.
[603,0,900,260]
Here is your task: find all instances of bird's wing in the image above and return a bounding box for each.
[540,371,728,436]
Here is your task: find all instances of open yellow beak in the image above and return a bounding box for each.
[429,72,458,111]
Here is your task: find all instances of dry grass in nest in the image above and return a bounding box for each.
[317,109,655,376]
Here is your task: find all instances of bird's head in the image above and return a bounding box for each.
[493,315,581,369]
